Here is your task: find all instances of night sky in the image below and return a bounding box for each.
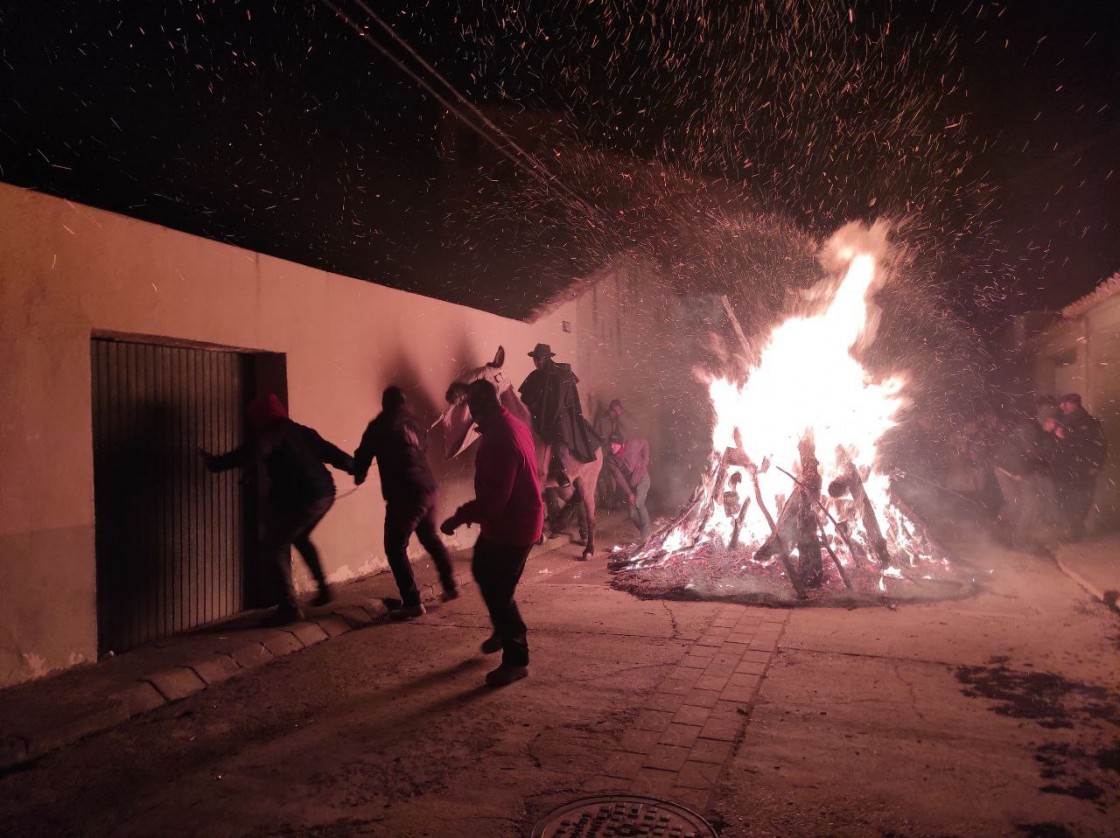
[1,1,1117,320]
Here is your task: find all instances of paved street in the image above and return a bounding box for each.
[1,518,1117,837]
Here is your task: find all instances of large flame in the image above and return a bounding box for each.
[627,239,943,592]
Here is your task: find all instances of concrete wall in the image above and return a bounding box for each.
[0,183,577,688]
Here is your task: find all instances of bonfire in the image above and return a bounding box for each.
[612,224,959,604]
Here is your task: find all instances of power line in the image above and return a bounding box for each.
[317,0,598,218]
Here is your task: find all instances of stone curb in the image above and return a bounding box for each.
[1053,554,1120,612]
[0,576,471,774]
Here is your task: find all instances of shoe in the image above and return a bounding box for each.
[480,633,503,655]
[261,606,303,627]
[485,664,528,687]
[440,587,460,603]
[389,603,426,620]
[311,585,334,607]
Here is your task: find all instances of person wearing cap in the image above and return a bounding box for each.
[353,386,458,620]
[593,398,628,509]
[608,433,652,541]
[594,398,627,445]
[1054,393,1107,541]
[441,379,544,687]
[517,343,599,485]
[201,394,353,626]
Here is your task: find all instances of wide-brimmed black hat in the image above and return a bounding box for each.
[528,343,556,359]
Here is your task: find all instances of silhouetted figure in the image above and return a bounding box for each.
[1055,393,1108,541]
[353,386,457,620]
[441,380,543,687]
[594,398,628,510]
[202,394,353,625]
[518,343,599,486]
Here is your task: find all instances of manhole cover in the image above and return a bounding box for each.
[531,794,716,837]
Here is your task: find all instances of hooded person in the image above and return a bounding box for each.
[517,343,600,484]
[202,394,354,625]
[353,386,458,619]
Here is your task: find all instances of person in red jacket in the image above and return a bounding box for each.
[441,379,543,687]
[608,433,652,541]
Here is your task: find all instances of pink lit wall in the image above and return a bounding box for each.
[0,183,578,688]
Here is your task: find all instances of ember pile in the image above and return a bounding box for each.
[611,225,967,606]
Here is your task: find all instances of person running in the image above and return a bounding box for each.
[353,386,458,620]
[441,380,543,687]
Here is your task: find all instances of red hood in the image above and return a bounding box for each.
[246,394,288,431]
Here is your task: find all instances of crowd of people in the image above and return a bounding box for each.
[198,343,654,688]
[904,393,1107,549]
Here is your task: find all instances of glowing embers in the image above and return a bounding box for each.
[615,240,952,602]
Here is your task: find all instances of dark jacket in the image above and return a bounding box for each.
[609,438,651,493]
[1060,407,1108,480]
[209,418,353,505]
[518,361,600,463]
[453,407,544,547]
[353,405,438,503]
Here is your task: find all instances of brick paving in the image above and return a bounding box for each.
[582,605,789,811]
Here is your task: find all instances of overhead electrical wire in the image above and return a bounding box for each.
[317,0,600,220]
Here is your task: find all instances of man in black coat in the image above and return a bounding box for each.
[517,343,599,485]
[1055,393,1108,540]
[354,386,458,619]
[202,394,353,626]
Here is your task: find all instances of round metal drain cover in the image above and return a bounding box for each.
[531,794,716,837]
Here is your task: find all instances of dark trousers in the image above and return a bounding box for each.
[471,536,532,667]
[263,495,332,610]
[1057,477,1096,541]
[384,497,456,607]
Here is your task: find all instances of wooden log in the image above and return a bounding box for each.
[753,486,808,599]
[754,487,802,563]
[751,467,777,532]
[795,439,824,588]
[693,450,732,547]
[818,516,853,589]
[843,462,891,567]
[729,495,752,549]
[720,294,759,368]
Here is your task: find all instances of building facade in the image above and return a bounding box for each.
[0,184,579,689]
[1008,273,1120,531]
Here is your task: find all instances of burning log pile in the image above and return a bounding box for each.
[611,227,961,605]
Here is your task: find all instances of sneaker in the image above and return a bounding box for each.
[485,664,528,687]
[311,585,334,607]
[261,606,303,627]
[479,633,503,655]
[389,603,426,621]
[440,587,460,603]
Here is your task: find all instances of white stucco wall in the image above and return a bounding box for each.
[0,183,577,688]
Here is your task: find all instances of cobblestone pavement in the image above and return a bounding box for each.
[584,605,788,811]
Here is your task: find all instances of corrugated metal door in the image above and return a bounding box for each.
[92,337,249,655]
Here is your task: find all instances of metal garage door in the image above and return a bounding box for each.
[91,337,249,655]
